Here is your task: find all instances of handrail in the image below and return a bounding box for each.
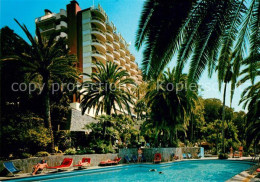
[92,28,105,35]
[91,16,105,23]
[92,50,105,57]
[92,39,105,46]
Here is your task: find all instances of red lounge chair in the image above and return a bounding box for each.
[154,153,162,163]
[47,158,73,170]
[73,158,91,168]
[108,157,122,165]
[100,157,122,166]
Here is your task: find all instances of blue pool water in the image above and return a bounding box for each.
[8,160,253,182]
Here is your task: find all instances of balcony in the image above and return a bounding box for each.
[130,62,136,69]
[106,30,114,41]
[130,68,138,75]
[35,13,55,23]
[91,16,106,31]
[125,49,130,55]
[119,48,126,57]
[106,41,114,51]
[130,54,135,61]
[113,50,120,59]
[113,33,119,41]
[114,59,120,65]
[119,40,126,48]
[55,21,67,31]
[125,55,130,62]
[106,22,113,32]
[91,50,106,63]
[92,39,106,53]
[119,57,126,65]
[90,6,106,21]
[125,63,130,71]
[113,41,120,50]
[106,51,114,61]
[91,28,106,42]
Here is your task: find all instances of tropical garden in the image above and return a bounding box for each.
[0,0,259,160]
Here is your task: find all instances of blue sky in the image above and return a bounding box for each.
[1,0,255,112]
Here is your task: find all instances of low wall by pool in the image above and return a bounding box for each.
[119,147,204,162]
[0,153,118,174]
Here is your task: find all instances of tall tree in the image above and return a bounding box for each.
[2,20,79,152]
[80,61,135,116]
[135,0,258,86]
[144,68,197,146]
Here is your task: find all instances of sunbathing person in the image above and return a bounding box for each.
[77,159,90,167]
[138,148,143,163]
[32,160,48,175]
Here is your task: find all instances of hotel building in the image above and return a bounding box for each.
[35,1,142,117]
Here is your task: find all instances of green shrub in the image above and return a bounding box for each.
[104,144,115,153]
[218,153,228,159]
[20,152,32,159]
[35,151,50,157]
[64,148,76,155]
[85,149,95,154]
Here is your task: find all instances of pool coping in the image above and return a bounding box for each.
[0,158,257,181]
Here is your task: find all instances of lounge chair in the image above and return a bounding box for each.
[132,155,138,163]
[73,158,91,169]
[47,158,73,171]
[112,157,122,165]
[197,153,202,158]
[183,153,187,159]
[3,162,21,176]
[124,155,131,163]
[154,153,162,163]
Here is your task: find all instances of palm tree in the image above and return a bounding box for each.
[2,20,79,152]
[80,62,135,138]
[136,0,259,154]
[144,68,197,146]
[80,61,135,116]
[136,0,258,85]
[238,61,260,149]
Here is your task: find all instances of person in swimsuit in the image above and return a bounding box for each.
[32,160,48,175]
[138,148,143,162]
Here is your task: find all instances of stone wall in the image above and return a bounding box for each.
[119,147,204,162]
[0,153,118,174]
[119,148,182,162]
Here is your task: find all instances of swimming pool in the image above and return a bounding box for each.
[6,160,253,182]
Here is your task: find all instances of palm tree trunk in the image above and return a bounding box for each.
[221,82,227,153]
[43,77,55,153]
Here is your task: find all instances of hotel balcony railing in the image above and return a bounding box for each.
[113,33,119,41]
[113,50,120,58]
[119,57,126,65]
[106,41,114,51]
[130,62,136,69]
[90,6,106,20]
[130,68,138,75]
[92,39,106,52]
[91,28,106,41]
[119,40,126,48]
[114,59,120,65]
[113,40,120,50]
[130,54,135,60]
[56,21,67,31]
[91,16,106,30]
[125,49,130,54]
[91,50,106,62]
[119,48,126,57]
[35,14,55,23]
[106,51,114,61]
[125,55,130,62]
[106,31,114,41]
